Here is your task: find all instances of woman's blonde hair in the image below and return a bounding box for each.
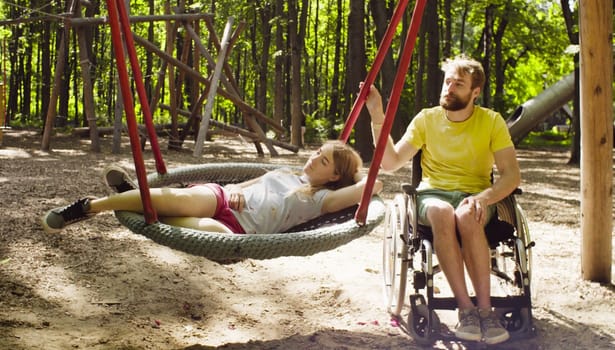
[328,140,362,189]
[300,140,362,195]
[301,140,363,194]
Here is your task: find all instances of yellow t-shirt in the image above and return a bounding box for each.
[402,106,513,193]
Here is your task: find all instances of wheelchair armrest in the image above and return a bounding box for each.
[401,183,417,196]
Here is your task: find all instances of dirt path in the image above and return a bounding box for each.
[0,129,613,350]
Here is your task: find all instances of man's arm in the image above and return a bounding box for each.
[364,84,419,172]
[474,146,521,206]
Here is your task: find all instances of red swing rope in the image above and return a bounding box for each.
[106,0,166,223]
[348,0,427,224]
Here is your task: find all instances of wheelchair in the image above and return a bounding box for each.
[382,156,536,345]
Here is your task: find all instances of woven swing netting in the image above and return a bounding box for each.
[114,163,386,262]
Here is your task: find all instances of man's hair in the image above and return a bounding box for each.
[441,54,486,90]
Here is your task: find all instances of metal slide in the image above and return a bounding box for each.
[507,72,575,144]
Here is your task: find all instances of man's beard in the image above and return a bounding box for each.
[439,92,472,111]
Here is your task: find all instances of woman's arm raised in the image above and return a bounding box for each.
[320,173,383,214]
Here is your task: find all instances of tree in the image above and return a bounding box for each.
[325,0,344,140]
[288,0,308,146]
[368,0,398,140]
[346,0,369,160]
[273,0,286,129]
[561,0,580,165]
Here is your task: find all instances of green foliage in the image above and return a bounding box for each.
[0,0,610,146]
[518,130,572,149]
[305,113,331,144]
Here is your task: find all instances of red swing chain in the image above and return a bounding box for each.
[106,0,167,224]
[344,0,427,224]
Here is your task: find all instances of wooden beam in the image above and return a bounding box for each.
[69,13,214,27]
[159,104,299,153]
[132,34,286,135]
[579,0,613,282]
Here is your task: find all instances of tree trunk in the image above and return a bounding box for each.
[273,0,285,129]
[346,0,369,160]
[58,22,70,126]
[256,1,273,128]
[560,0,580,165]
[41,21,52,126]
[22,34,32,120]
[369,0,399,140]
[145,0,155,98]
[459,1,469,53]
[442,0,452,58]
[288,0,307,147]
[493,5,509,113]
[424,0,440,107]
[326,0,343,139]
[480,5,495,107]
[414,23,425,115]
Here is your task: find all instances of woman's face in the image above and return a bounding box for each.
[303,144,340,186]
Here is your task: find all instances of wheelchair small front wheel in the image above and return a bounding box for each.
[496,307,534,338]
[407,304,440,346]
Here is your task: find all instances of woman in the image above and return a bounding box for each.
[42,140,382,234]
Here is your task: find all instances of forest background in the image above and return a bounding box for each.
[0,0,610,161]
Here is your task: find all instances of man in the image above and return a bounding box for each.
[364,55,520,345]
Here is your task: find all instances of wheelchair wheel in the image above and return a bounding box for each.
[382,193,409,316]
[515,203,533,281]
[407,304,440,346]
[496,307,533,337]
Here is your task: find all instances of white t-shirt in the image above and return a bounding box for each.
[232,169,329,234]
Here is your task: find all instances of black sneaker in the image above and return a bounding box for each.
[103,165,137,193]
[41,197,96,233]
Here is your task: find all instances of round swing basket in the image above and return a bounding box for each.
[114,163,386,262]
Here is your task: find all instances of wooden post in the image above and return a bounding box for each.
[41,25,69,151]
[76,26,101,152]
[193,17,234,157]
[579,0,613,282]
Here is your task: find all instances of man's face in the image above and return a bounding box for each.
[439,70,478,111]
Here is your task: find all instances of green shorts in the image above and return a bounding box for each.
[417,188,495,227]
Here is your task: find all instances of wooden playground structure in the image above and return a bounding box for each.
[39,4,297,157]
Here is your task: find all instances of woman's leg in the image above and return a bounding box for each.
[89,186,219,218]
[160,217,233,233]
[41,185,225,234]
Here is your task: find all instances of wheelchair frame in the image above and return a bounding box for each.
[382,178,536,345]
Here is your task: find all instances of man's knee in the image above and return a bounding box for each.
[455,211,484,240]
[426,203,455,224]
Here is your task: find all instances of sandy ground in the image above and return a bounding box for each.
[0,128,614,350]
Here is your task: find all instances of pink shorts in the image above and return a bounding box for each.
[194,183,246,234]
